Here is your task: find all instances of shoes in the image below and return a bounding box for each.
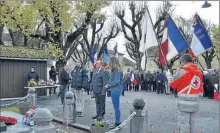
[92,115,99,119]
[110,122,121,130]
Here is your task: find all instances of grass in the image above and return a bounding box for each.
[0,107,20,113]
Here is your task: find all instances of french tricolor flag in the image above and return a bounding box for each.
[89,45,97,70]
[158,15,188,66]
[129,71,137,85]
[103,46,109,68]
[190,13,213,57]
[214,84,219,101]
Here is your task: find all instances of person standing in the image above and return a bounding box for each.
[145,71,152,92]
[49,66,58,83]
[140,71,146,91]
[27,67,39,82]
[71,60,88,117]
[59,65,71,104]
[134,71,140,92]
[107,56,123,129]
[124,68,132,91]
[152,71,157,92]
[170,54,203,133]
[156,71,167,94]
[90,60,109,121]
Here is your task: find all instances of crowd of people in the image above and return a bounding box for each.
[26,54,219,132]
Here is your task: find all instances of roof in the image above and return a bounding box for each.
[123,57,136,66]
[108,49,124,56]
[0,45,56,60]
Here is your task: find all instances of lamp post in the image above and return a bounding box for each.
[201,1,212,8]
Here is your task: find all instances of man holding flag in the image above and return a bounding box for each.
[170,54,203,133]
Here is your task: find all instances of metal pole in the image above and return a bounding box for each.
[146,6,169,71]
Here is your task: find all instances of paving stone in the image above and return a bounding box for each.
[38,91,218,133]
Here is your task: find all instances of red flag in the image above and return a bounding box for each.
[158,28,168,67]
[188,49,196,59]
[214,88,219,101]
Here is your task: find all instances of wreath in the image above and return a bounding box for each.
[0,116,18,125]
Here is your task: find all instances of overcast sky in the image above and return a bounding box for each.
[105,1,219,60]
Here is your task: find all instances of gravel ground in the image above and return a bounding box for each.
[38,91,219,133]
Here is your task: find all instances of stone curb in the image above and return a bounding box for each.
[52,116,90,132]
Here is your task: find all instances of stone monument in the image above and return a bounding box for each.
[130,98,148,133]
[63,91,76,125]
[31,108,56,133]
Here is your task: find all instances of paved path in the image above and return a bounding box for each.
[38,91,218,133]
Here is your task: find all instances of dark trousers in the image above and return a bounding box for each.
[146,81,151,92]
[94,93,106,116]
[152,81,156,91]
[207,89,214,99]
[157,82,164,94]
[141,81,146,91]
[61,85,67,104]
[126,83,132,91]
[135,85,139,92]
[122,89,125,96]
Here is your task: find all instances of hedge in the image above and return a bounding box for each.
[0,45,56,59]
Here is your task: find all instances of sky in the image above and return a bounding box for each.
[104,1,219,60]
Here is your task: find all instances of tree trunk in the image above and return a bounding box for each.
[136,57,142,71]
[24,35,28,47]
[205,59,212,69]
[8,29,16,46]
[0,25,4,45]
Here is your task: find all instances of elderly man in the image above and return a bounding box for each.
[90,60,109,121]
[170,54,203,133]
[71,60,88,117]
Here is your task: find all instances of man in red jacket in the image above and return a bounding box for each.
[170,54,203,133]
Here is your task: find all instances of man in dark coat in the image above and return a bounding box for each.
[90,60,109,121]
[49,66,58,83]
[152,71,157,92]
[140,71,146,91]
[124,68,132,91]
[71,60,88,117]
[157,71,167,94]
[59,65,71,104]
[145,71,152,92]
[27,67,39,82]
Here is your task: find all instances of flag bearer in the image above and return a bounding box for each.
[170,54,203,133]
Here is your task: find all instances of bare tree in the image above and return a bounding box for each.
[114,1,146,71]
[70,17,120,65]
[96,19,120,59]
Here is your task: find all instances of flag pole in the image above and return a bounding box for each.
[146,6,169,71]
